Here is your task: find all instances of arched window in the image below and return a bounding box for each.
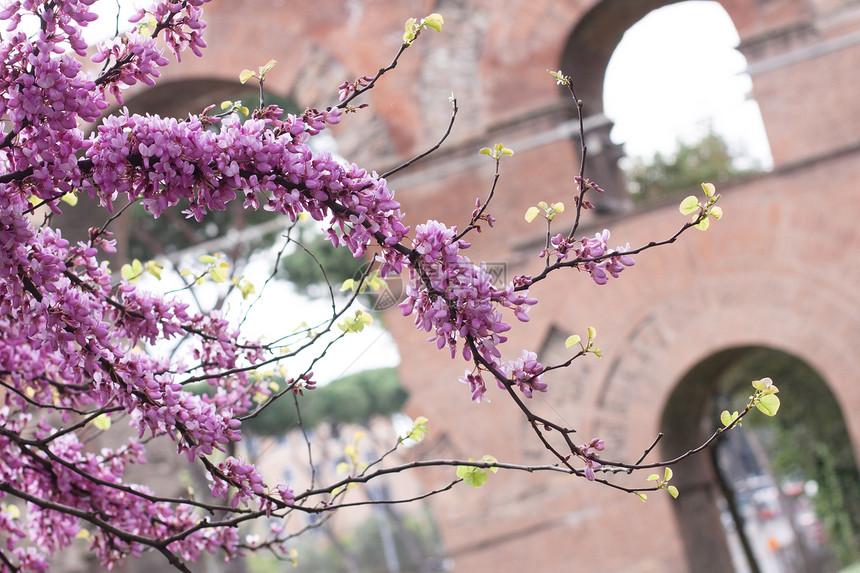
[560,1,773,210]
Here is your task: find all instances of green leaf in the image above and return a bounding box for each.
[198,254,217,263]
[120,259,143,283]
[720,410,733,427]
[756,393,780,416]
[93,414,111,431]
[403,416,429,443]
[564,335,581,348]
[701,182,716,198]
[752,377,774,392]
[423,13,443,32]
[710,206,723,220]
[478,147,492,156]
[647,473,660,482]
[144,260,163,280]
[209,263,229,283]
[679,195,700,215]
[60,192,78,206]
[456,465,489,488]
[664,467,673,482]
[403,17,417,44]
[238,279,255,300]
[586,326,597,340]
[524,206,539,223]
[635,491,648,502]
[667,485,679,499]
[259,59,277,75]
[695,216,710,231]
[238,69,255,84]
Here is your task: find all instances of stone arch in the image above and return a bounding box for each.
[659,344,860,571]
[556,0,774,212]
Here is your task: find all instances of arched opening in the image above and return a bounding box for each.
[560,1,773,209]
[661,346,860,572]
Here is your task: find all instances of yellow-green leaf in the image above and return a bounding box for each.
[238,279,255,300]
[239,69,255,84]
[679,195,700,216]
[144,260,163,280]
[524,206,539,223]
[424,13,443,32]
[120,259,143,283]
[752,377,775,392]
[93,414,111,431]
[667,485,679,498]
[710,206,723,220]
[456,465,489,488]
[209,264,229,283]
[565,335,581,348]
[756,393,780,416]
[701,182,716,198]
[403,416,429,443]
[403,17,417,44]
[259,59,277,75]
[60,192,78,206]
[635,491,648,502]
[4,504,20,519]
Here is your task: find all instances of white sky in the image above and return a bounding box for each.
[605,1,773,167]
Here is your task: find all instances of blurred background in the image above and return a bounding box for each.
[59,0,860,571]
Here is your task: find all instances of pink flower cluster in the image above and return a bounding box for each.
[578,438,605,481]
[0,409,240,570]
[401,221,543,401]
[548,230,635,285]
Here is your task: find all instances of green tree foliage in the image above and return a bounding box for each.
[243,367,408,436]
[623,129,761,202]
